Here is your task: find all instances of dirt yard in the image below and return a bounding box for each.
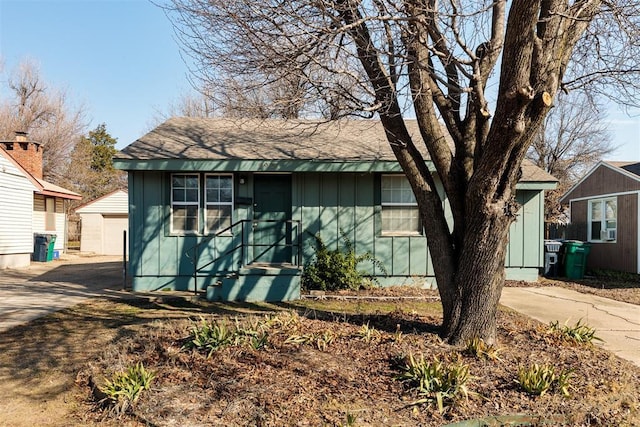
[0,290,638,426]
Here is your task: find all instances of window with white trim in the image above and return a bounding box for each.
[171,174,200,233]
[588,197,617,242]
[381,175,422,234]
[205,174,233,232]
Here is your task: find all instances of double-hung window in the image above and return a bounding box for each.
[588,197,617,242]
[381,175,422,234]
[205,174,233,233]
[171,174,199,233]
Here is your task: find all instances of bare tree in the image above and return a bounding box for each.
[0,60,87,182]
[153,89,218,124]
[164,0,640,344]
[527,92,615,225]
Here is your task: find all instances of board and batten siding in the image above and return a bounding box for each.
[294,172,434,286]
[127,171,244,290]
[127,171,545,291]
[504,190,545,281]
[0,153,37,268]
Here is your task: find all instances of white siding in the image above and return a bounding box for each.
[33,197,67,252]
[76,190,128,214]
[0,154,36,258]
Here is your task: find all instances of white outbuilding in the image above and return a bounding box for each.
[76,189,128,256]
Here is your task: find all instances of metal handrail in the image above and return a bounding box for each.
[185,219,302,295]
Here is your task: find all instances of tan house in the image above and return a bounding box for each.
[561,161,640,274]
[0,132,81,268]
[75,189,128,255]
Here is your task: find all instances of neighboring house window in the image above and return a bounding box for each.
[381,175,422,234]
[588,198,617,242]
[205,174,233,232]
[45,197,56,231]
[171,174,200,233]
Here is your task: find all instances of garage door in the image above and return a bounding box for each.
[103,214,128,256]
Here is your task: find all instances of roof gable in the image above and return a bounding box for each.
[561,161,640,203]
[76,189,128,214]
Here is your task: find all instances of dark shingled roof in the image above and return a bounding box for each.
[118,117,556,183]
[606,161,640,177]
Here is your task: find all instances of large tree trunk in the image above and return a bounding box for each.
[446,205,513,345]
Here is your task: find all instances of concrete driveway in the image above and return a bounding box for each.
[0,254,126,332]
[501,286,640,368]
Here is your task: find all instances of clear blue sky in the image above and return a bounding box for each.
[1,0,639,160]
[0,0,189,150]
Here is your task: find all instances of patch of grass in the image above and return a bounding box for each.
[396,353,471,413]
[516,363,572,397]
[548,319,602,345]
[100,362,155,414]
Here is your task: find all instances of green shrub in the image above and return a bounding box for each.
[516,363,572,397]
[548,319,602,345]
[396,353,470,413]
[100,362,155,413]
[302,231,387,291]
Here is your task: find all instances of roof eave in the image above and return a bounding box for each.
[36,189,83,200]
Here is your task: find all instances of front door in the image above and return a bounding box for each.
[253,174,292,264]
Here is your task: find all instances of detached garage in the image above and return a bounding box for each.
[76,189,128,256]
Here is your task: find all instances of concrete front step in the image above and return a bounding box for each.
[206,265,301,302]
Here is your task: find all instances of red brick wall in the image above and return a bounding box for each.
[3,141,43,179]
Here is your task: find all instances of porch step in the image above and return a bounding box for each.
[206,265,301,302]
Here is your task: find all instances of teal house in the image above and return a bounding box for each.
[114,118,556,301]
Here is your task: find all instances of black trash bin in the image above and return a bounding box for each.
[543,240,562,277]
[33,233,50,262]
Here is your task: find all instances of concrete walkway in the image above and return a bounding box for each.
[501,287,640,368]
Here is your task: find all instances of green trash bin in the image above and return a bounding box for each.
[45,234,57,262]
[562,240,591,280]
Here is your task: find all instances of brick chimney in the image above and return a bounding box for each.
[2,131,43,179]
